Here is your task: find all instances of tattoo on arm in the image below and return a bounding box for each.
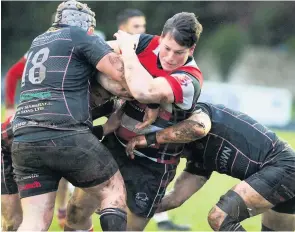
[108,54,125,79]
[156,120,206,144]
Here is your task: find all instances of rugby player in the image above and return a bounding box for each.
[3,15,107,230]
[126,102,295,231]
[100,8,192,231]
[11,1,128,230]
[99,12,204,230]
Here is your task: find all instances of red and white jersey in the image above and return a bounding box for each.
[115,34,203,162]
[5,52,28,108]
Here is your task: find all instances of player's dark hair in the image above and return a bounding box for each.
[162,12,203,48]
[117,9,145,27]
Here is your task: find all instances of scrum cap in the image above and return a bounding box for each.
[52,0,96,30]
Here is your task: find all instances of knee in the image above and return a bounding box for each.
[208,190,250,231]
[2,210,22,231]
[207,205,226,231]
[2,217,22,231]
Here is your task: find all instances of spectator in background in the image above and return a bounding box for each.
[108,8,192,231]
[117,8,146,35]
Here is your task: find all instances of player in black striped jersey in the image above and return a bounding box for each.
[127,102,295,231]
[11,1,129,231]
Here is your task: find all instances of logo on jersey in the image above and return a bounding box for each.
[172,74,192,86]
[219,146,232,173]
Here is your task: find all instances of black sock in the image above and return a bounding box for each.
[100,208,127,231]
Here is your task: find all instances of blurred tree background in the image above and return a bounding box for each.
[2,1,295,78]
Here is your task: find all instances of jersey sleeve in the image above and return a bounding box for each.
[135,34,154,54]
[160,71,201,109]
[71,27,113,68]
[5,56,27,108]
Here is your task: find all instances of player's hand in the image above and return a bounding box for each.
[126,135,147,159]
[135,107,159,130]
[113,30,138,51]
[5,107,15,120]
[103,108,124,135]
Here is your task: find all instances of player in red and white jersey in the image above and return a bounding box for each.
[100,12,204,230]
[4,53,27,118]
[96,9,191,230]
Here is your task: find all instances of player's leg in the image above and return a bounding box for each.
[114,152,178,230]
[11,141,61,231]
[207,164,295,231]
[56,178,69,228]
[1,194,22,231]
[18,192,57,231]
[65,187,98,231]
[261,197,295,231]
[65,170,126,231]
[1,150,22,231]
[126,208,150,231]
[207,181,273,231]
[61,132,127,231]
[125,158,177,231]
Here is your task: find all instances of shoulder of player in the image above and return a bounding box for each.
[173,58,203,85]
[136,34,157,54]
[138,33,155,43]
[69,26,102,46]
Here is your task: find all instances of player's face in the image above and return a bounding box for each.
[159,33,195,71]
[124,16,146,34]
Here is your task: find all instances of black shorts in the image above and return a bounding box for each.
[245,146,295,214]
[12,131,118,198]
[271,197,295,214]
[102,134,178,218]
[1,149,18,195]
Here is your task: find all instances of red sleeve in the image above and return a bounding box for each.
[161,75,183,103]
[5,57,26,108]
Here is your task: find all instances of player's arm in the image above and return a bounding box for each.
[96,72,132,99]
[154,108,211,144]
[95,52,126,83]
[120,48,174,103]
[73,28,125,83]
[114,30,183,104]
[92,103,125,140]
[157,172,208,213]
[106,40,121,54]
[126,108,211,158]
[5,57,26,110]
